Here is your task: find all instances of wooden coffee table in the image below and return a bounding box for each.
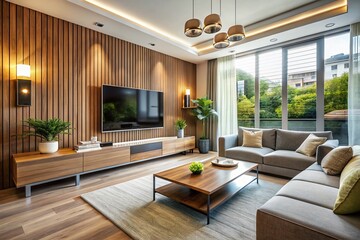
[153,158,258,224]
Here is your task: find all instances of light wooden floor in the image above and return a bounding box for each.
[0,151,289,240]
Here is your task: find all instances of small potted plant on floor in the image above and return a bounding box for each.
[21,118,71,153]
[175,119,187,138]
[192,97,218,154]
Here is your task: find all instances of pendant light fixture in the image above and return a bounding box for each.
[203,0,222,34]
[228,0,246,41]
[213,32,229,49]
[184,0,203,37]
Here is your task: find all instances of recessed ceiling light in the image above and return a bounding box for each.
[94,22,104,27]
[270,38,278,42]
[149,43,156,47]
[325,23,335,28]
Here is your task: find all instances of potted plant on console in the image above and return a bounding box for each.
[175,119,187,138]
[21,118,71,153]
[192,97,218,154]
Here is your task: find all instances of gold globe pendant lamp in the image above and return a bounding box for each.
[213,32,230,49]
[228,0,246,42]
[184,0,203,37]
[203,0,222,34]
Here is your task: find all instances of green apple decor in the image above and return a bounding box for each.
[192,97,218,153]
[189,161,204,174]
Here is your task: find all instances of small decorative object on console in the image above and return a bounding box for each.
[189,161,204,174]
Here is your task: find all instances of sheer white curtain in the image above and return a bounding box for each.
[349,22,360,145]
[216,55,238,150]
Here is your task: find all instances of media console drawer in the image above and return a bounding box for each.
[83,146,130,171]
[130,142,162,162]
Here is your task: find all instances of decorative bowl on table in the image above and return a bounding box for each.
[189,161,204,174]
[211,158,238,167]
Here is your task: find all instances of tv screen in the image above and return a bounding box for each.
[101,85,164,132]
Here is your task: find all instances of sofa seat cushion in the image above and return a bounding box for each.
[263,150,315,171]
[225,146,273,163]
[276,180,338,209]
[293,169,340,188]
[258,196,360,240]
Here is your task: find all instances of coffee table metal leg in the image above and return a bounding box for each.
[257,166,259,183]
[153,175,155,201]
[207,195,210,224]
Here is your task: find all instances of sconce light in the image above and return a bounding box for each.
[16,64,31,106]
[184,89,191,108]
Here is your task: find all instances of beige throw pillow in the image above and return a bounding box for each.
[321,146,353,175]
[242,130,262,148]
[296,134,327,157]
[333,155,360,214]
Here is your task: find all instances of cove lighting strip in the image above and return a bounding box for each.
[84,0,195,51]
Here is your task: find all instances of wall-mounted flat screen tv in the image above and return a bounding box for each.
[101,85,164,132]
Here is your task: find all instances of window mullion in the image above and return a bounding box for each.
[282,48,288,130]
[316,38,325,131]
[255,53,260,128]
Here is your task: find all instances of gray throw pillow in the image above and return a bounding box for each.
[322,146,353,175]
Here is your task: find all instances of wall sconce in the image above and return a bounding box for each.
[16,64,31,106]
[184,89,191,107]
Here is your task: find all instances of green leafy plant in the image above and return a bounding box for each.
[175,119,187,130]
[21,118,71,142]
[192,97,218,139]
[189,161,204,174]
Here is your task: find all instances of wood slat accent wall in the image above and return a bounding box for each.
[0,0,196,189]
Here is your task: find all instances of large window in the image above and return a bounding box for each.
[324,33,350,145]
[236,54,255,127]
[259,49,282,128]
[287,43,317,131]
[235,31,349,145]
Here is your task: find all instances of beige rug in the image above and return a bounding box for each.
[81,175,282,240]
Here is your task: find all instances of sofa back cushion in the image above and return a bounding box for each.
[276,129,333,151]
[238,127,276,149]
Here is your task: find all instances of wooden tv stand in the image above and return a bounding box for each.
[12,136,195,197]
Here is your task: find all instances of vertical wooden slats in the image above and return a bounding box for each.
[9,3,17,187]
[0,0,196,189]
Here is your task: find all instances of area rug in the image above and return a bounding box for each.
[81,175,283,240]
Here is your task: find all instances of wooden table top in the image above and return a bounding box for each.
[154,158,258,195]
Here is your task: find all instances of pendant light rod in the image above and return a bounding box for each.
[192,0,194,18]
[220,0,222,17]
[235,0,237,24]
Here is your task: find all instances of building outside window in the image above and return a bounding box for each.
[331,65,338,70]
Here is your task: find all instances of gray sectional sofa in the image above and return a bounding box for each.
[218,128,339,178]
[256,161,360,239]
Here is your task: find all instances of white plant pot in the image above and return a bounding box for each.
[39,141,59,154]
[177,129,184,138]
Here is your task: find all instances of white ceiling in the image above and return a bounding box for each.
[7,0,360,64]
